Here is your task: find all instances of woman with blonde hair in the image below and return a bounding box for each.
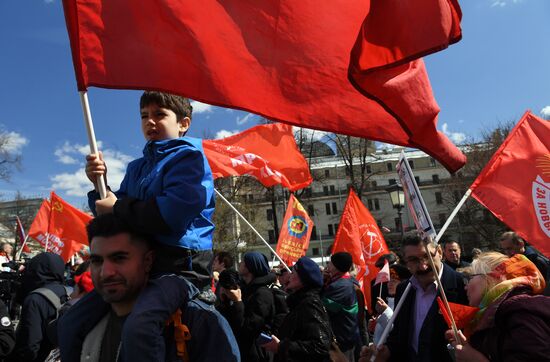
[446,251,550,361]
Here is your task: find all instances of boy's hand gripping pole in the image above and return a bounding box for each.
[79,91,107,199]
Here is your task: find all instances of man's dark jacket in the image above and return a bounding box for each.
[10,253,68,362]
[386,263,468,362]
[275,287,331,362]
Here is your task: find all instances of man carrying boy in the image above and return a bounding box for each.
[76,91,216,361]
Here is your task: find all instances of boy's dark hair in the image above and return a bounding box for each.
[215,251,234,269]
[87,213,153,250]
[140,91,193,121]
[442,240,461,250]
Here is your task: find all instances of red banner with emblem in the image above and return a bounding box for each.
[470,111,550,257]
[333,189,389,311]
[275,195,314,265]
[28,192,92,262]
[203,123,312,191]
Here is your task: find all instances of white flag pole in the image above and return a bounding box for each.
[79,91,107,199]
[435,189,472,244]
[15,235,29,261]
[214,188,291,273]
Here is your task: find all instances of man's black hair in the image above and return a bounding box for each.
[87,213,153,249]
[442,240,461,249]
[215,251,234,269]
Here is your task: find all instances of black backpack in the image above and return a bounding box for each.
[267,284,289,334]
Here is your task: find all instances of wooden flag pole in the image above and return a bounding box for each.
[214,188,291,273]
[79,91,107,199]
[15,235,29,261]
[424,237,460,342]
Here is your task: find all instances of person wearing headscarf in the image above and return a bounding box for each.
[262,257,331,361]
[222,251,278,362]
[10,252,69,362]
[322,252,360,361]
[446,252,550,362]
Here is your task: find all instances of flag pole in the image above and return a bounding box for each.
[371,281,413,361]
[435,189,472,244]
[79,91,107,199]
[214,188,291,273]
[15,235,29,261]
[424,236,460,342]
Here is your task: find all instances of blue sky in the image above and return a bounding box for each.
[0,0,549,208]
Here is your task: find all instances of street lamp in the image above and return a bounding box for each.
[386,183,405,241]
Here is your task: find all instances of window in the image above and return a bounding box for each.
[311,226,318,240]
[323,186,329,196]
[325,203,331,215]
[266,209,273,221]
[430,157,436,167]
[312,248,320,256]
[328,224,334,236]
[387,163,393,172]
[366,165,372,173]
[268,230,275,243]
[325,169,330,177]
[408,160,415,169]
[415,176,420,184]
[388,178,396,185]
[248,194,254,201]
[307,205,315,216]
[305,188,312,197]
[331,202,338,214]
[367,199,373,210]
[330,185,336,195]
[432,174,440,184]
[435,192,443,204]
[438,213,446,226]
[334,223,339,233]
[374,198,380,210]
[345,168,350,176]
[372,181,377,189]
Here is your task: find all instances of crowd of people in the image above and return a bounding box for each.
[0,90,547,362]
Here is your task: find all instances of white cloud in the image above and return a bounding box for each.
[215,129,239,139]
[540,106,550,120]
[51,142,133,196]
[44,0,55,3]
[292,126,331,142]
[2,131,28,153]
[236,113,255,125]
[190,101,213,114]
[491,0,522,7]
[441,123,466,144]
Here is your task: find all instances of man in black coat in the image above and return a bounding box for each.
[363,236,468,362]
[10,253,68,362]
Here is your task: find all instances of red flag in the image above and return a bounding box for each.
[15,216,31,254]
[333,189,389,311]
[62,0,465,173]
[275,195,314,265]
[470,111,550,257]
[28,193,92,262]
[374,260,390,286]
[203,123,312,191]
[437,297,479,330]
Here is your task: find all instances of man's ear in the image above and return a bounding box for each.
[144,250,154,273]
[178,117,191,136]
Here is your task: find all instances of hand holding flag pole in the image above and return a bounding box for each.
[79,91,107,199]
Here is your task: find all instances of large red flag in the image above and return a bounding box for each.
[62,0,465,173]
[275,195,314,265]
[203,123,312,191]
[28,193,92,262]
[333,189,389,311]
[470,111,550,257]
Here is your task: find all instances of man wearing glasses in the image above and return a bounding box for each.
[371,235,468,362]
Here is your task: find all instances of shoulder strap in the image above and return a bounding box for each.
[31,287,62,310]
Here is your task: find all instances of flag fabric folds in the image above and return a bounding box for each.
[28,192,92,262]
[436,297,479,331]
[62,0,466,173]
[374,260,390,286]
[203,123,312,191]
[470,111,550,257]
[333,189,389,311]
[275,195,314,265]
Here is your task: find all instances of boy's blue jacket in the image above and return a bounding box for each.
[89,136,215,251]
